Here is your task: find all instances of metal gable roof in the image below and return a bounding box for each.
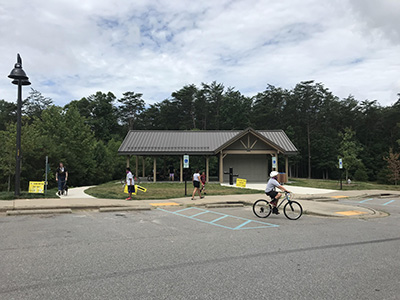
[118,129,298,155]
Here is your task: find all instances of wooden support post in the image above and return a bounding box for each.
[285,156,289,183]
[153,157,157,183]
[206,156,209,183]
[219,151,224,183]
[180,156,183,182]
[135,155,139,178]
[142,157,145,177]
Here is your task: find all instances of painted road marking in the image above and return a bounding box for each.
[158,207,279,230]
[383,200,395,206]
[335,210,369,216]
[359,198,373,203]
[331,196,349,199]
[150,202,180,207]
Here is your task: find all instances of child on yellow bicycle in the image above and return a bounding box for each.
[265,171,291,215]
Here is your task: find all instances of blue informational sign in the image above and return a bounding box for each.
[184,155,189,168]
[339,158,343,169]
[272,156,277,169]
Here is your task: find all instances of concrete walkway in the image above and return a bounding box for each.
[60,186,96,198]
[2,185,399,218]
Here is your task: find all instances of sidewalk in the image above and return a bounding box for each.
[1,185,398,218]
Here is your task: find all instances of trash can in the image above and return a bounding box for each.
[277,173,287,184]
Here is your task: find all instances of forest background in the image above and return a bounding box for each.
[1,80,399,191]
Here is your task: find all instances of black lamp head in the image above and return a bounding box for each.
[8,53,28,80]
[12,79,31,86]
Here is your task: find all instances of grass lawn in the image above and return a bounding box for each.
[288,178,400,191]
[85,181,261,200]
[0,188,60,200]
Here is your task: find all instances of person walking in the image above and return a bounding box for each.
[55,162,68,195]
[191,169,204,200]
[169,165,175,181]
[126,167,135,200]
[200,171,207,195]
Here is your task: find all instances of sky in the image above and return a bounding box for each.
[1,0,400,107]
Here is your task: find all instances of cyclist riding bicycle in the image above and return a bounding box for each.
[265,171,291,215]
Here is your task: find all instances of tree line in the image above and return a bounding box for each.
[0,80,399,191]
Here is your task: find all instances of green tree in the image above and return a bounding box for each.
[219,88,252,129]
[171,85,198,130]
[118,91,145,131]
[0,99,17,131]
[338,128,364,180]
[70,92,120,141]
[200,81,225,129]
[0,124,16,191]
[384,148,400,185]
[23,88,53,121]
[252,85,288,130]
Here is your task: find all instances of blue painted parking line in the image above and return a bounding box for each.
[158,207,279,230]
[233,220,252,230]
[189,211,209,218]
[359,198,373,203]
[383,200,395,206]
[210,215,228,223]
[174,207,194,213]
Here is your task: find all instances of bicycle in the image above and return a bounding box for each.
[253,192,303,220]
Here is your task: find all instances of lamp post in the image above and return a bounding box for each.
[8,54,31,196]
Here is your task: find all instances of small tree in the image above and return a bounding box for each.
[338,128,363,180]
[384,148,400,185]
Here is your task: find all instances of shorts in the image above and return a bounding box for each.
[128,185,136,193]
[169,173,174,177]
[266,191,278,199]
[193,181,200,188]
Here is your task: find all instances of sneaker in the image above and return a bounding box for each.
[125,197,131,201]
[58,191,61,196]
[272,207,280,215]
[200,196,204,199]
[191,198,195,200]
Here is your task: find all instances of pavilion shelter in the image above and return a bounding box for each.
[118,127,298,183]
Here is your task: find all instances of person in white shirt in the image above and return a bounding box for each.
[126,167,135,200]
[191,169,204,200]
[265,171,290,215]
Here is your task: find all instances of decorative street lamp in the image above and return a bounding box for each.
[8,54,31,196]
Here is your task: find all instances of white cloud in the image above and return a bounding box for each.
[0,0,399,107]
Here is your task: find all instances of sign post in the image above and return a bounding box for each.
[45,156,49,195]
[183,155,189,196]
[339,158,343,190]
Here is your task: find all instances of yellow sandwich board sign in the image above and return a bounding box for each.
[29,181,45,194]
[124,185,147,195]
[236,178,247,188]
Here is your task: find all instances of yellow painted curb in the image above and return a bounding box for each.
[335,210,368,216]
[150,202,179,207]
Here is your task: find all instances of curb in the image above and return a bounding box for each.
[6,209,72,216]
[99,206,151,212]
[205,203,244,208]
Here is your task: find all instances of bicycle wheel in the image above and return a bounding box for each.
[253,200,272,218]
[283,201,303,220]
